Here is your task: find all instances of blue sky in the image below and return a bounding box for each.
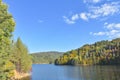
[3,0,120,53]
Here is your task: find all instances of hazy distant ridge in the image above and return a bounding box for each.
[31,51,63,64]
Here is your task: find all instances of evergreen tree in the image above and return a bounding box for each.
[13,38,32,73]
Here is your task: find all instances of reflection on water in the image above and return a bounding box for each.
[30,64,120,80]
[63,65,120,80]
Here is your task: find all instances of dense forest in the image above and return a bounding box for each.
[31,51,63,64]
[0,0,32,80]
[55,38,120,65]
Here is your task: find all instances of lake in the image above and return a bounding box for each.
[27,64,120,80]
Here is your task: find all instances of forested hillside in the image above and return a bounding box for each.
[55,38,120,65]
[31,51,63,64]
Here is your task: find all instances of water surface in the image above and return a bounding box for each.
[31,64,120,80]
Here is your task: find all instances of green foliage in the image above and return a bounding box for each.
[31,51,63,64]
[0,0,36,79]
[0,0,15,79]
[55,38,120,65]
[12,38,32,73]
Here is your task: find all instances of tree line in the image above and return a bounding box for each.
[55,38,120,65]
[0,0,32,79]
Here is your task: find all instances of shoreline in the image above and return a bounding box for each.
[14,70,31,80]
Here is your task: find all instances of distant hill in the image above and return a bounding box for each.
[31,51,63,64]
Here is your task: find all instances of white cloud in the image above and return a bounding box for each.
[93,0,101,3]
[105,23,120,29]
[91,23,120,38]
[38,20,43,23]
[63,14,80,24]
[84,0,101,3]
[63,16,75,24]
[80,13,88,21]
[83,1,120,20]
[89,2,120,17]
[63,13,88,24]
[63,1,120,23]
[71,14,79,21]
[93,32,106,36]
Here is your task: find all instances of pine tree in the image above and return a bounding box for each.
[13,38,32,73]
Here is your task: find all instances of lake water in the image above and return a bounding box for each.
[30,64,120,80]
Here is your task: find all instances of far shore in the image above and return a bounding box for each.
[33,63,53,64]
